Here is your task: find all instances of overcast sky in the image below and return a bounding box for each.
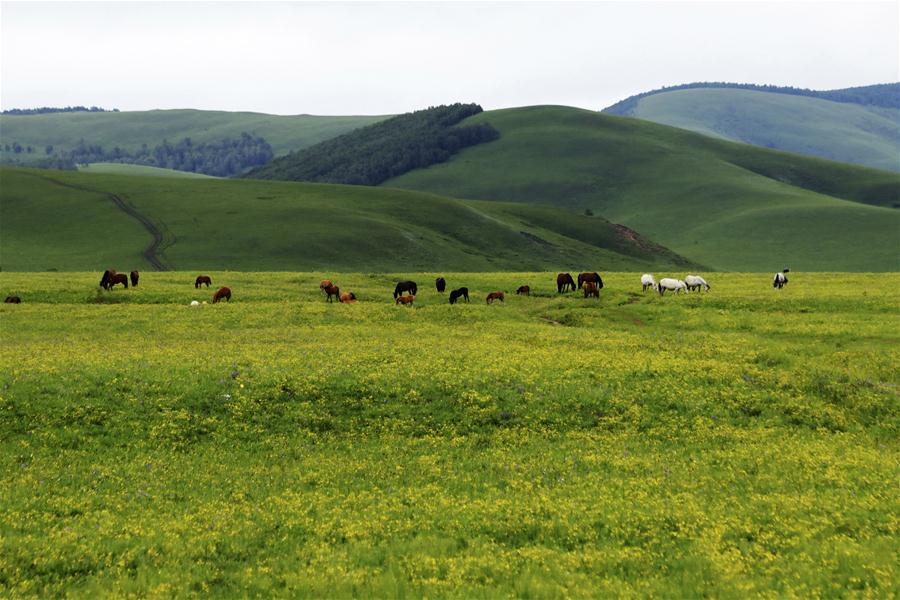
[1,1,897,115]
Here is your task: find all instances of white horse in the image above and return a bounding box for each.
[684,275,710,292]
[773,269,790,289]
[656,278,687,295]
[641,274,656,292]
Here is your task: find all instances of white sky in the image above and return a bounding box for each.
[1,1,898,115]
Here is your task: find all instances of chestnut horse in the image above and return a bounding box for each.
[486,291,505,304]
[396,295,415,306]
[4,295,21,304]
[130,270,139,287]
[195,275,212,289]
[339,292,357,304]
[578,272,603,290]
[323,284,340,303]
[435,277,446,293]
[212,286,231,303]
[394,280,417,299]
[449,287,469,304]
[556,273,576,293]
[516,285,530,296]
[319,279,334,292]
[583,281,600,298]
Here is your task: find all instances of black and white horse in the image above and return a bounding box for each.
[773,269,790,289]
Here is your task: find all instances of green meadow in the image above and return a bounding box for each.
[1,271,897,597]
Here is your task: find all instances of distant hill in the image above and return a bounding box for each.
[602,84,900,171]
[387,106,900,271]
[0,167,698,272]
[77,163,216,178]
[245,104,500,184]
[0,109,388,167]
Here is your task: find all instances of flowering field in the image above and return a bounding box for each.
[1,272,897,597]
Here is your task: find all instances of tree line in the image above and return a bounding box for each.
[245,103,500,185]
[1,106,119,116]
[1,133,274,177]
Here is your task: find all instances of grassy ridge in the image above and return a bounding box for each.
[624,88,900,172]
[0,167,697,272]
[1,271,897,596]
[77,163,216,178]
[387,106,900,271]
[0,109,387,163]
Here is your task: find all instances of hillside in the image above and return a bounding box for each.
[77,163,216,178]
[604,88,899,171]
[387,106,900,271]
[0,167,698,272]
[0,109,388,166]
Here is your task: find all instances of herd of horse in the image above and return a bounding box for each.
[99,269,139,290]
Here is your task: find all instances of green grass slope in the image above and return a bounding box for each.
[387,106,900,272]
[0,109,388,163]
[78,163,216,178]
[620,88,900,172]
[0,167,698,272]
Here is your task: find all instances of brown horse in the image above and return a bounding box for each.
[4,295,21,304]
[212,286,232,303]
[195,275,212,289]
[320,279,334,293]
[130,270,139,287]
[339,292,357,304]
[486,291,505,304]
[583,281,600,298]
[108,273,129,289]
[557,273,576,293]
[100,269,117,290]
[396,295,415,306]
[516,285,530,296]
[323,284,340,303]
[578,272,603,290]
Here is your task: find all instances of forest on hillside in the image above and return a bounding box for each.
[1,106,119,115]
[244,103,499,185]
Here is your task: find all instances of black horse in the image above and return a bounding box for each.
[4,295,21,304]
[394,280,418,299]
[130,270,140,287]
[435,277,446,293]
[449,287,469,304]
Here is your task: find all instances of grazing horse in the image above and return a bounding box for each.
[396,295,415,306]
[212,286,232,303]
[195,275,212,289]
[435,277,447,293]
[449,287,469,304]
[516,285,530,296]
[4,295,21,304]
[583,282,600,298]
[556,273,576,293]
[578,272,603,290]
[108,273,129,289]
[684,275,710,292]
[323,284,340,303]
[773,269,790,289]
[486,291,505,304]
[656,278,686,295]
[99,269,117,290]
[641,274,656,293]
[394,280,417,299]
[130,270,140,287]
[339,292,357,304]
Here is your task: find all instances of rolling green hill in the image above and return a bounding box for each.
[0,109,388,165]
[603,88,900,172]
[386,106,900,271]
[78,163,216,178]
[0,167,698,272]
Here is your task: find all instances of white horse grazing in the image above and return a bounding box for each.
[641,274,656,292]
[773,269,790,289]
[684,275,710,292]
[656,278,687,295]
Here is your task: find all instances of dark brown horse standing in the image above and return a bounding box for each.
[130,271,140,287]
[449,287,469,304]
[435,277,446,293]
[578,272,603,290]
[195,275,212,289]
[212,286,232,303]
[556,273,576,293]
[4,295,21,304]
[324,284,340,303]
[516,285,530,296]
[108,273,129,289]
[100,269,116,290]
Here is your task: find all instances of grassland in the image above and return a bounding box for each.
[0,109,387,163]
[0,271,897,597]
[77,163,216,178]
[387,106,900,272]
[0,167,697,272]
[621,88,900,172]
